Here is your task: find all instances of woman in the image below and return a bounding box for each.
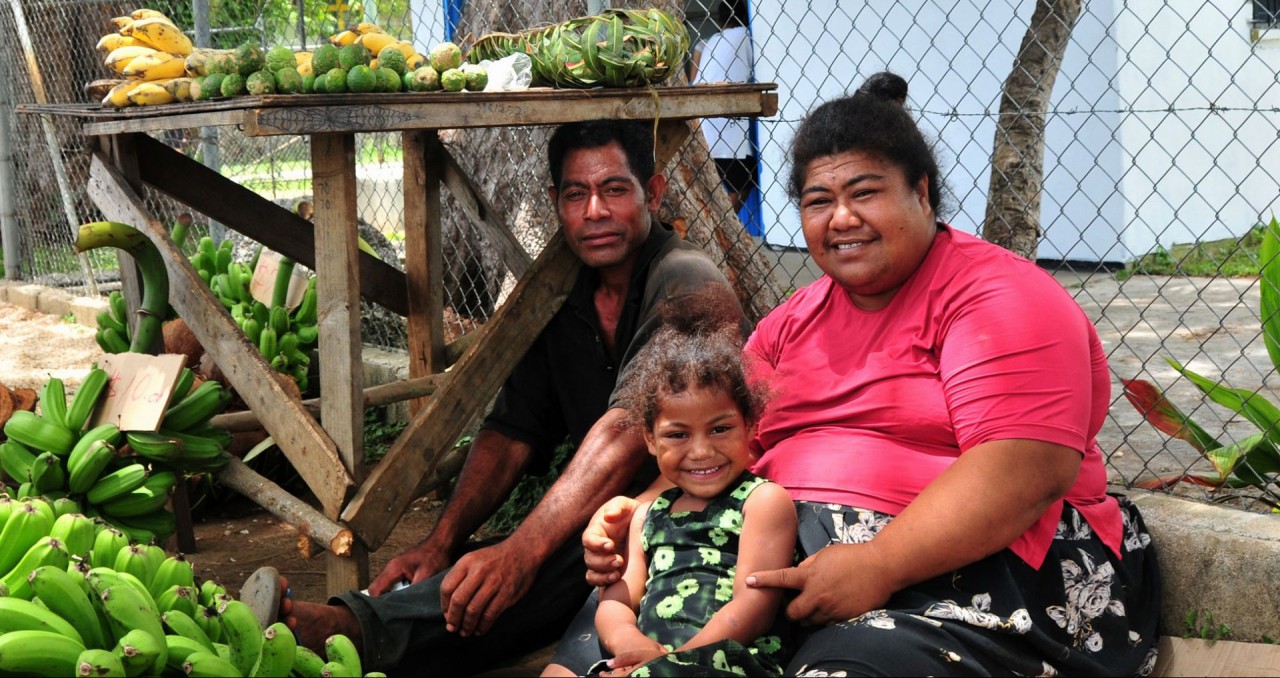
[571,73,1161,676]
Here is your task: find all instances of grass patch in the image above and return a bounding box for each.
[1118,224,1265,280]
[241,177,313,194]
[220,138,404,178]
[27,244,119,276]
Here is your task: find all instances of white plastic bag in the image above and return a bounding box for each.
[481,52,533,92]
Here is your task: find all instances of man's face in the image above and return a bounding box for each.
[550,142,665,272]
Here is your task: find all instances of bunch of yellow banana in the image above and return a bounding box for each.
[95,8,196,107]
[183,48,234,77]
[330,21,424,71]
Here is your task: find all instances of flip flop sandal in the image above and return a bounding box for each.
[241,566,284,629]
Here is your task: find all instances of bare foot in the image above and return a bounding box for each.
[278,575,362,654]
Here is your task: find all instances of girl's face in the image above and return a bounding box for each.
[644,384,755,500]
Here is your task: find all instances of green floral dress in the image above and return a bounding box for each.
[624,471,790,677]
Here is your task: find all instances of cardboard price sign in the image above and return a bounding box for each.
[249,249,309,310]
[91,353,186,432]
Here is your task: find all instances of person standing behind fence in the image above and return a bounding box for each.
[693,0,757,215]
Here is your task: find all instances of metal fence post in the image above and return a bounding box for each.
[0,74,18,280]
[6,0,96,295]
[193,0,226,245]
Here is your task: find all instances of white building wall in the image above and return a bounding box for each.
[406,0,450,57]
[751,0,1276,263]
[1114,1,1280,260]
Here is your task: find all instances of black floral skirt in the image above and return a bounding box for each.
[787,496,1161,677]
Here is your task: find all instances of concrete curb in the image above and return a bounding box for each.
[1118,489,1280,641]
[0,280,110,327]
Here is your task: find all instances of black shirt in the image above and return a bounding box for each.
[482,221,736,473]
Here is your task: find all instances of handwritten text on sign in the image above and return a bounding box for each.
[249,249,309,310]
[92,353,186,432]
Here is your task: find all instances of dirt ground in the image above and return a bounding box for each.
[186,489,445,604]
[0,300,446,602]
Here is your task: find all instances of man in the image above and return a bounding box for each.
[249,120,742,674]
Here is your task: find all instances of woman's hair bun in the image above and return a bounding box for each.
[856,71,909,105]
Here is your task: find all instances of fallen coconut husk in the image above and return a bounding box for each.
[163,317,205,369]
[10,388,35,412]
[0,383,13,429]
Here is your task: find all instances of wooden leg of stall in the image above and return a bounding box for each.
[403,130,445,418]
[87,149,355,552]
[311,133,369,595]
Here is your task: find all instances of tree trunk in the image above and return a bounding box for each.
[982,0,1081,260]
[444,0,784,324]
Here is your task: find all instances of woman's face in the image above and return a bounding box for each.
[799,150,937,310]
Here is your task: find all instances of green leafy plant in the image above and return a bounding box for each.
[362,406,408,465]
[1122,217,1280,509]
[1185,608,1232,644]
[480,439,575,537]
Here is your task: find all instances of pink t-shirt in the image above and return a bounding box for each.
[744,226,1121,569]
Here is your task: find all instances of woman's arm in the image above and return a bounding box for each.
[748,438,1079,625]
[596,503,666,662]
[677,483,796,650]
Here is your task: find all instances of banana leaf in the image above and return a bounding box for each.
[1121,378,1222,452]
[467,8,689,88]
[1133,473,1223,491]
[1167,358,1280,446]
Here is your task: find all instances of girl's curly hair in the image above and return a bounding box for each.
[614,283,767,431]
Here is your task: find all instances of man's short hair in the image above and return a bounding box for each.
[547,120,656,190]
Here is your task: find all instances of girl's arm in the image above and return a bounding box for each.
[595,503,667,662]
[677,482,797,650]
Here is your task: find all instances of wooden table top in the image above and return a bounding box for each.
[19,83,778,137]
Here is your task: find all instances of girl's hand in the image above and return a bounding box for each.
[746,543,896,626]
[583,496,639,586]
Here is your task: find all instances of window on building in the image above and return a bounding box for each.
[1255,0,1280,26]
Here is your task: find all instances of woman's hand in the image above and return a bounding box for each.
[746,543,896,626]
[599,641,669,677]
[583,496,640,587]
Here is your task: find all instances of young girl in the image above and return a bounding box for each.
[591,286,797,677]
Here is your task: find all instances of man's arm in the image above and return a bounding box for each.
[596,504,665,669]
[367,428,534,596]
[440,406,649,636]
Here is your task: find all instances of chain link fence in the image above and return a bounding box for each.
[0,0,1278,510]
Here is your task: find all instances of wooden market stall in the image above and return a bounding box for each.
[19,83,778,595]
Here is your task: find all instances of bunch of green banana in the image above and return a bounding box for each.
[0,513,385,676]
[0,500,376,677]
[78,222,170,355]
[1,366,234,542]
[191,237,319,393]
[95,290,133,354]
